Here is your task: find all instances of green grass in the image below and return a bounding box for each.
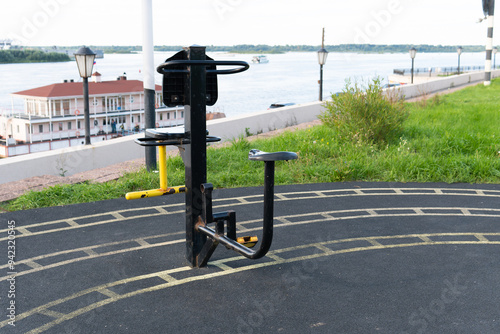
[4,80,500,211]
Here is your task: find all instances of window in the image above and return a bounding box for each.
[181,111,184,118]
[59,123,63,131]
[77,121,81,129]
[167,112,170,120]
[53,100,61,115]
[138,115,140,123]
[159,113,163,121]
[130,96,134,103]
[62,100,70,114]
[39,125,43,133]
[68,122,72,130]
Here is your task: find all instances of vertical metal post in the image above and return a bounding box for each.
[144,90,156,170]
[142,0,157,170]
[411,58,414,84]
[184,46,208,267]
[83,77,91,145]
[319,64,324,101]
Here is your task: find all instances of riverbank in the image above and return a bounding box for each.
[0,50,71,64]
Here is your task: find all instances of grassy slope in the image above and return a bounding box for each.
[5,80,500,211]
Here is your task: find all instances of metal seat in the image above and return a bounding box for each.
[248,149,298,162]
[135,127,221,146]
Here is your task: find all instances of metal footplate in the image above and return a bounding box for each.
[135,127,221,147]
[248,149,298,162]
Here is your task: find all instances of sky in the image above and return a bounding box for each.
[0,0,495,47]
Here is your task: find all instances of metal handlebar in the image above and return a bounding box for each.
[157,60,249,75]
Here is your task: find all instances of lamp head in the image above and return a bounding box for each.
[409,47,417,59]
[317,48,328,65]
[74,46,96,78]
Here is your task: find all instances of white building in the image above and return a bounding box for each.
[0,73,184,157]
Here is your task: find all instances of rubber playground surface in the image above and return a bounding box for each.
[1,182,500,333]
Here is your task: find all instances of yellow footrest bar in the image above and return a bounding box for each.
[237,236,259,248]
[125,186,186,200]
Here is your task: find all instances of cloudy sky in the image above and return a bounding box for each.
[0,0,494,47]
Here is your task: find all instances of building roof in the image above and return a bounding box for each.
[12,80,162,99]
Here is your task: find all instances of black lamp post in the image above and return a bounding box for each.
[74,46,96,145]
[409,47,417,84]
[457,46,463,75]
[317,28,328,101]
[317,48,328,101]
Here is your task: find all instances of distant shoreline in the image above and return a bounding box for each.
[0,50,70,64]
[14,44,490,55]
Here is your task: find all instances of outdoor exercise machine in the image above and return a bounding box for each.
[126,46,297,267]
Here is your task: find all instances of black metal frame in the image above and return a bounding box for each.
[134,46,297,267]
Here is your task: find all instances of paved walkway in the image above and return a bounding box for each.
[1,182,499,333]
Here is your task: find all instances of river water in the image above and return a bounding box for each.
[0,51,487,118]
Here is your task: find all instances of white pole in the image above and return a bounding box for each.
[142,0,155,91]
[141,0,156,169]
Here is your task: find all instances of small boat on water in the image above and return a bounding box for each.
[251,55,269,64]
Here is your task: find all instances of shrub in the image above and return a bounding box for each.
[319,77,408,145]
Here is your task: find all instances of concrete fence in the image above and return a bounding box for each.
[0,101,324,184]
[390,69,500,99]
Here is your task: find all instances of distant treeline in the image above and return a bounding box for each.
[0,50,70,64]
[90,44,488,54]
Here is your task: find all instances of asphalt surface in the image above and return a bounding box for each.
[1,182,500,333]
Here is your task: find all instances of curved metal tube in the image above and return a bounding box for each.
[196,161,275,259]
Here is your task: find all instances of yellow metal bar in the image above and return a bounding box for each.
[158,146,168,190]
[125,186,187,200]
[237,236,259,248]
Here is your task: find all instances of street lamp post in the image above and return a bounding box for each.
[457,46,463,75]
[74,46,96,145]
[317,28,328,101]
[409,47,417,84]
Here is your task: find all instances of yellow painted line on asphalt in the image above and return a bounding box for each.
[37,309,65,319]
[418,236,433,243]
[365,238,384,247]
[110,212,125,220]
[135,238,150,247]
[2,206,500,281]
[5,232,500,333]
[98,288,120,299]
[0,232,184,281]
[2,187,500,240]
[475,234,490,242]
